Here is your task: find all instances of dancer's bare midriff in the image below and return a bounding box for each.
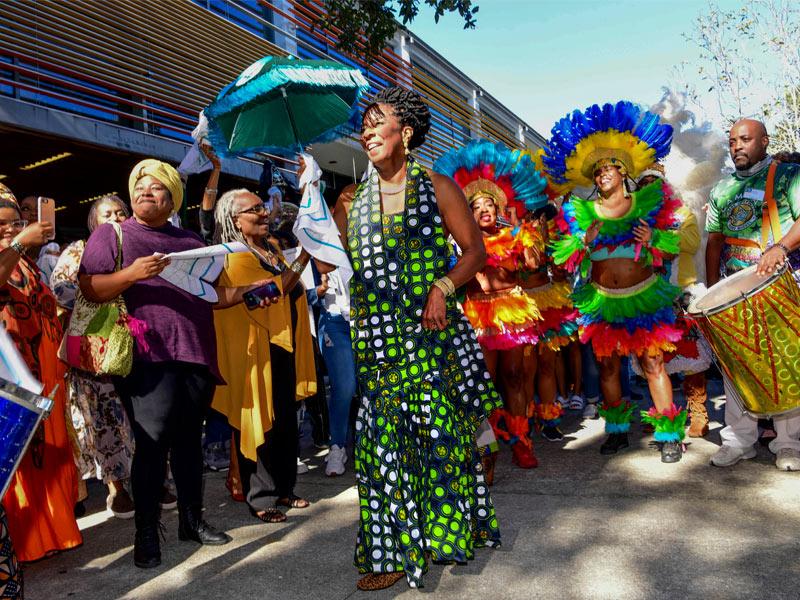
[468,264,520,295]
[591,257,654,289]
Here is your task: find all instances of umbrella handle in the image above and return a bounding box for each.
[281,87,304,155]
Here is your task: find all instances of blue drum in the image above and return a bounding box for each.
[0,379,53,498]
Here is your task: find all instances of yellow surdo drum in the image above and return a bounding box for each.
[688,265,800,417]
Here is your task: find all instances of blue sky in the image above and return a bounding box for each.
[408,0,742,137]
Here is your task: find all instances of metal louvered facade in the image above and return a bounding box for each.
[0,0,545,226]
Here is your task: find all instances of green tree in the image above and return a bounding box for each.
[302,0,478,60]
[679,1,800,152]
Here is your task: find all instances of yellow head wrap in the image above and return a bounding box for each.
[0,183,18,205]
[128,159,184,214]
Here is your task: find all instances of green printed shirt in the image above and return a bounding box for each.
[706,161,800,274]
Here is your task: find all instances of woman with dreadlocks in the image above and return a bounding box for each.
[210,189,317,524]
[328,87,501,591]
[544,101,686,463]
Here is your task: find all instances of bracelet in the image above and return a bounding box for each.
[204,187,218,195]
[289,259,307,274]
[775,242,791,256]
[9,240,25,255]
[432,276,456,297]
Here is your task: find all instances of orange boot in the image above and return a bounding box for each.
[507,415,538,469]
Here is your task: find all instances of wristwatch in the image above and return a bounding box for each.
[9,240,25,255]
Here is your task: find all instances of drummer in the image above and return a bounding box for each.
[705,118,800,471]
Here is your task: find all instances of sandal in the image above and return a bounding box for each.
[275,495,310,509]
[356,572,404,591]
[250,507,287,523]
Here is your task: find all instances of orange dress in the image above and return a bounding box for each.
[1,256,82,562]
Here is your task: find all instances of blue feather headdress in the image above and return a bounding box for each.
[543,101,673,188]
[433,139,548,216]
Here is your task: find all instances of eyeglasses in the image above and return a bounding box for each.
[0,219,28,229]
[237,203,269,215]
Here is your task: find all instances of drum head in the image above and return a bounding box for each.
[688,265,783,316]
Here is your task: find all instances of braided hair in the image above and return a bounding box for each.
[364,87,431,150]
[213,188,252,245]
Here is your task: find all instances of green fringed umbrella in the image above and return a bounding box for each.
[205,56,370,157]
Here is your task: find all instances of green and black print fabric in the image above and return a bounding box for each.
[347,160,502,588]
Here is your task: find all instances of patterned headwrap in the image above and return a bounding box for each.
[0,183,18,205]
[128,159,184,214]
[637,162,666,184]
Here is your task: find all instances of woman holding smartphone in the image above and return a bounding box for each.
[210,188,317,524]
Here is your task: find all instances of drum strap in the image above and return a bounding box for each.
[725,162,780,251]
[760,161,781,251]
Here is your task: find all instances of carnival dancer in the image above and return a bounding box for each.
[524,150,581,429]
[706,118,800,470]
[632,164,712,437]
[544,100,687,463]
[434,140,555,468]
[328,87,501,591]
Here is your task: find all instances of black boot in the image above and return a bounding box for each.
[178,505,232,546]
[134,522,162,569]
[600,433,630,455]
[661,441,682,463]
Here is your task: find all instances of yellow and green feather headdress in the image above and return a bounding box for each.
[543,101,673,189]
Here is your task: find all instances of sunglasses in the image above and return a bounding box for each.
[237,203,269,215]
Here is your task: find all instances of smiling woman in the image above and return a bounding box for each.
[546,101,686,463]
[0,184,82,567]
[210,188,316,524]
[331,87,502,591]
[78,159,237,569]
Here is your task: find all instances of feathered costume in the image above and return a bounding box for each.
[517,149,580,350]
[435,140,563,459]
[544,101,686,439]
[434,140,549,351]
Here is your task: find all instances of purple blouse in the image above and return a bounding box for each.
[79,217,221,381]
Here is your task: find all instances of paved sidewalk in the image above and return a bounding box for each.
[25,382,800,599]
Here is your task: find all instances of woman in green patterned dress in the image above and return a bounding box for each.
[329,87,502,591]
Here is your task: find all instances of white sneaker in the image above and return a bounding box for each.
[568,394,585,411]
[710,444,757,467]
[582,403,598,419]
[296,458,309,474]
[325,444,347,476]
[775,448,800,471]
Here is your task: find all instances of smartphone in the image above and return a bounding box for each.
[37,196,56,240]
[243,281,280,309]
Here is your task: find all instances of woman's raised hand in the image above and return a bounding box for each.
[632,218,652,245]
[200,143,222,170]
[14,221,54,248]
[584,220,601,245]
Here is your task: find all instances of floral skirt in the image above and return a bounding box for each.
[69,370,134,483]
